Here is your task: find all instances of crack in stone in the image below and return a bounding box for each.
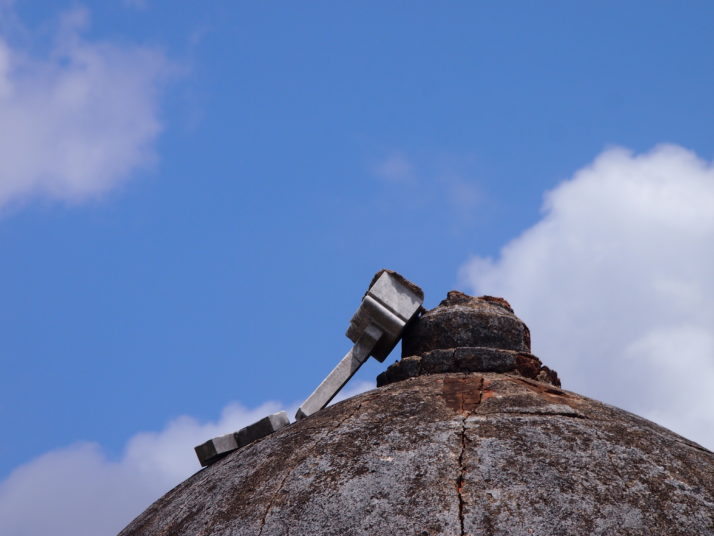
[455,376,482,536]
[457,416,467,536]
[257,402,365,535]
[332,401,364,433]
[499,411,587,419]
[257,467,291,536]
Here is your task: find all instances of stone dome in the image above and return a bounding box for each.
[119,293,714,536]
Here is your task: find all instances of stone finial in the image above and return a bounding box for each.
[377,291,560,387]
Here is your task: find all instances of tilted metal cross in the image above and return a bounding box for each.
[194,269,423,466]
[295,270,423,420]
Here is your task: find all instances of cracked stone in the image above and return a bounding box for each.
[402,291,532,357]
[119,373,714,536]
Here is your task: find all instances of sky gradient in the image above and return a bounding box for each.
[1,2,713,535]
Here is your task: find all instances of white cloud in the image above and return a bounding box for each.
[461,144,714,448]
[0,401,284,536]
[0,378,374,536]
[374,152,414,182]
[444,173,481,222]
[370,151,483,231]
[0,6,171,210]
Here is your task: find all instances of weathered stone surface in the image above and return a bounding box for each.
[379,291,560,388]
[402,291,531,357]
[123,291,711,534]
[377,348,560,387]
[455,347,516,373]
[120,373,714,536]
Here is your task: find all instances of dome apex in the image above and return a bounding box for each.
[118,287,714,536]
[378,291,560,387]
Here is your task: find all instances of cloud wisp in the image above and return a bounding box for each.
[373,152,415,183]
[0,379,375,536]
[371,151,483,229]
[461,144,714,449]
[0,7,171,211]
[0,401,287,536]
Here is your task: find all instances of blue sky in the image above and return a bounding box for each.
[1,2,714,534]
